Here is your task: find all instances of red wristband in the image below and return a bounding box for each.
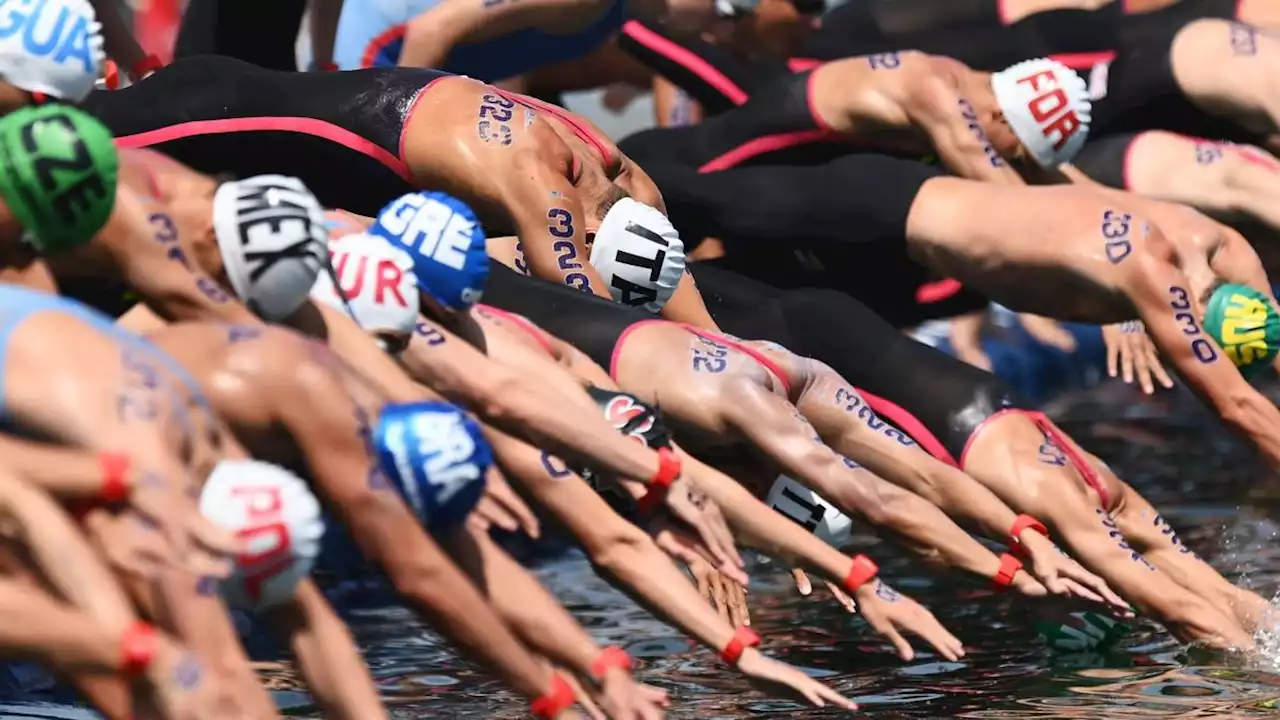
[589,646,633,683]
[1007,514,1049,558]
[130,54,163,80]
[530,673,576,718]
[98,452,130,505]
[991,553,1023,590]
[636,447,681,516]
[719,626,760,666]
[842,554,879,594]
[318,61,339,71]
[103,60,120,90]
[118,621,158,677]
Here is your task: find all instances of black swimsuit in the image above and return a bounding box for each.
[81,55,452,215]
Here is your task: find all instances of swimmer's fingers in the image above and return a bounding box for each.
[792,568,813,596]
[484,469,541,539]
[1145,338,1175,389]
[823,581,857,614]
[708,569,730,623]
[727,575,750,628]
[472,495,521,534]
[1103,324,1122,378]
[637,683,671,709]
[1119,333,1137,386]
[1053,561,1130,615]
[1130,338,1156,394]
[563,672,606,720]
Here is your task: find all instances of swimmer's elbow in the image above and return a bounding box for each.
[586,525,653,575]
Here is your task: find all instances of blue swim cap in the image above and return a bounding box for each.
[372,401,490,533]
[369,191,488,311]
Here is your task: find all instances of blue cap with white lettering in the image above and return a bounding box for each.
[372,400,490,532]
[368,191,489,311]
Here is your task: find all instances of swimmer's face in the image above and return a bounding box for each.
[0,80,34,115]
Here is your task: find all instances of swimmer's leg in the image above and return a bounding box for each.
[961,412,1250,646]
[1107,478,1275,634]
[1171,18,1280,135]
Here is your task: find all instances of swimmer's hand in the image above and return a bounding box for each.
[791,568,857,614]
[662,478,746,582]
[1019,533,1133,617]
[589,663,669,720]
[469,468,541,539]
[653,523,750,626]
[855,580,965,662]
[1102,322,1175,394]
[126,478,237,578]
[136,634,244,720]
[737,649,857,711]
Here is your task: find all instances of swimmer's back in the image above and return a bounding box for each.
[82,56,453,213]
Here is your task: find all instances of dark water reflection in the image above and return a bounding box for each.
[7,383,1280,718]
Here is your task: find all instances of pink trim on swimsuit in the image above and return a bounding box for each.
[397,76,451,175]
[1122,132,1143,190]
[1048,51,1117,71]
[697,129,833,173]
[494,89,620,170]
[788,58,821,73]
[622,20,749,106]
[476,303,557,358]
[858,389,959,466]
[959,408,1110,507]
[116,117,415,183]
[805,68,834,131]
[610,319,665,380]
[915,278,964,304]
[997,0,1012,26]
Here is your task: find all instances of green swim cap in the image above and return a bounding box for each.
[1202,283,1280,378]
[0,105,118,253]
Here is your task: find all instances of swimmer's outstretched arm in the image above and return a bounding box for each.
[1128,250,1280,471]
[797,365,1126,609]
[719,378,1041,590]
[276,362,565,704]
[99,190,260,325]
[399,318,734,532]
[262,580,387,720]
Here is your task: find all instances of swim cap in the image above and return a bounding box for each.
[373,401,491,533]
[590,197,685,313]
[1202,283,1280,378]
[0,104,116,253]
[310,232,420,340]
[990,58,1091,169]
[0,0,104,101]
[369,191,488,311]
[198,459,326,610]
[213,174,328,320]
[766,475,852,547]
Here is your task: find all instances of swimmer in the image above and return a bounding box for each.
[83,57,723,328]
[0,467,230,720]
[150,316,659,718]
[676,271,1265,650]
[478,260,1133,624]
[640,145,1280,475]
[620,53,1092,184]
[332,192,746,578]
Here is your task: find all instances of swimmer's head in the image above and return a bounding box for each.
[1201,282,1280,378]
[0,105,116,252]
[213,174,328,321]
[198,459,325,610]
[989,59,1091,169]
[589,195,686,313]
[373,401,491,533]
[310,232,420,354]
[0,0,103,106]
[369,191,488,321]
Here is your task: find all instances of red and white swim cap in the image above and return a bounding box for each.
[311,232,420,342]
[990,58,1092,169]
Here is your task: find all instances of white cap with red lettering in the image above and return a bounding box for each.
[990,58,1092,169]
[310,232,420,338]
[199,459,325,610]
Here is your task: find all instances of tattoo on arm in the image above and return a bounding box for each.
[1097,509,1156,570]
[1101,210,1133,264]
[476,93,516,145]
[1167,286,1219,363]
[414,321,448,346]
[832,387,917,447]
[691,336,728,374]
[1230,23,1258,56]
[957,98,1005,168]
[867,53,901,70]
[1195,142,1225,165]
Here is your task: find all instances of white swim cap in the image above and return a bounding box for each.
[590,197,685,314]
[310,232,420,341]
[213,175,328,320]
[990,58,1091,169]
[0,0,104,101]
[199,459,325,610]
[766,475,852,548]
